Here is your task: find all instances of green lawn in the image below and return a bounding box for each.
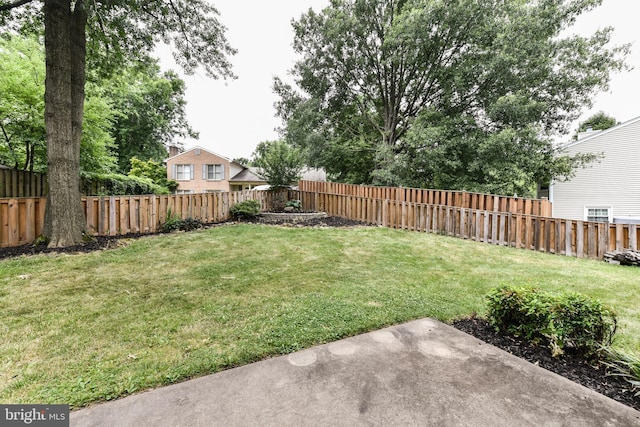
[1,224,638,408]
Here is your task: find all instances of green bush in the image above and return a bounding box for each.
[81,172,169,195]
[160,209,204,233]
[230,199,261,219]
[285,199,302,212]
[486,286,617,358]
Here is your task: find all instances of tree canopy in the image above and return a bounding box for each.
[276,0,628,195]
[101,57,197,173]
[574,111,618,140]
[0,0,235,247]
[252,140,305,189]
[0,34,116,173]
[0,34,195,175]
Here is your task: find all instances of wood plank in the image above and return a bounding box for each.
[587,223,597,259]
[8,199,19,246]
[565,220,573,257]
[598,223,608,259]
[491,212,498,244]
[576,221,584,258]
[630,224,638,251]
[109,197,117,236]
[24,198,35,243]
[483,212,490,243]
[616,224,624,251]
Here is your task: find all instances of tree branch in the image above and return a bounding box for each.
[0,0,34,12]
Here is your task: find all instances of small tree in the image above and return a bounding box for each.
[128,157,177,192]
[252,140,304,189]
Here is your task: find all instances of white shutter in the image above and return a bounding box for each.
[190,164,194,180]
[202,164,207,180]
[220,164,225,180]
[171,164,176,180]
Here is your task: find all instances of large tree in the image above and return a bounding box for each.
[0,0,235,247]
[0,34,116,174]
[276,0,628,194]
[103,57,197,173]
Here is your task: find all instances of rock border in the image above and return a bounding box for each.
[258,212,328,224]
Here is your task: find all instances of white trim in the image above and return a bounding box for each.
[584,206,612,223]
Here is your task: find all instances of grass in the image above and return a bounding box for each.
[1,224,639,408]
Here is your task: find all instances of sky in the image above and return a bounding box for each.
[158,0,640,161]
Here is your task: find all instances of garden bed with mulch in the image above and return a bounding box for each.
[453,316,639,411]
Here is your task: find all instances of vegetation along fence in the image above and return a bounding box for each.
[1,181,638,261]
[0,169,47,198]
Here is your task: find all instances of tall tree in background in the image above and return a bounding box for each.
[276,0,628,195]
[0,0,235,247]
[104,57,197,173]
[573,111,618,140]
[0,34,116,173]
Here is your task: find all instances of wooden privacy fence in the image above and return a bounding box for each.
[0,190,294,248]
[298,180,552,217]
[2,183,638,261]
[298,191,640,260]
[0,169,47,198]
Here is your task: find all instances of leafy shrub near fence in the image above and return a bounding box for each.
[486,285,617,358]
[160,208,204,233]
[230,199,261,219]
[80,172,169,196]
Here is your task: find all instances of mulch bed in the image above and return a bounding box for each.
[453,316,639,411]
[2,218,638,411]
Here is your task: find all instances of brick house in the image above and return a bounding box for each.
[166,146,326,193]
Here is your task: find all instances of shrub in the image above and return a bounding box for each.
[160,209,204,233]
[486,286,617,358]
[230,199,261,219]
[285,199,302,212]
[178,217,204,232]
[80,172,169,195]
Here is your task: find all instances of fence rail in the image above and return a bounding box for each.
[298,180,552,216]
[298,191,639,260]
[0,169,47,198]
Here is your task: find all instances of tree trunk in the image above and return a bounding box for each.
[43,0,87,247]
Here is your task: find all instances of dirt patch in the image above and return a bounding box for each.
[453,316,639,411]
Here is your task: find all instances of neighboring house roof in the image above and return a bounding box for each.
[0,164,11,169]
[229,167,263,182]
[165,145,233,163]
[561,115,640,150]
[229,167,327,183]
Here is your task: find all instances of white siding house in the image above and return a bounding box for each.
[550,115,640,223]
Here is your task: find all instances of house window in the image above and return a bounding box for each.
[585,207,611,223]
[174,164,194,181]
[203,164,224,180]
[176,189,194,194]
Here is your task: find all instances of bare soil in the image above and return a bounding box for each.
[2,217,637,411]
